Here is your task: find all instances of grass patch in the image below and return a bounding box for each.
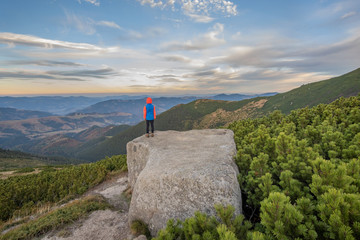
[0,195,110,240]
[130,220,151,239]
[0,217,30,235]
[13,168,35,174]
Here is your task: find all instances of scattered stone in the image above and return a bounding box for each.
[133,235,147,240]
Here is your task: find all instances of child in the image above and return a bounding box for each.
[143,97,156,137]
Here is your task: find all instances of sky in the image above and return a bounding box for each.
[0,0,359,96]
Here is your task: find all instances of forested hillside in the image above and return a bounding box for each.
[154,95,360,239]
[17,124,131,160]
[259,68,360,114]
[0,148,70,170]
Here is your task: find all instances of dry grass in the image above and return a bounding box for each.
[0,195,110,240]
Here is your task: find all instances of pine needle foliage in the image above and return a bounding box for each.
[228,95,360,239]
[153,205,252,240]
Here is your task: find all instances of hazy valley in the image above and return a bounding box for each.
[0,93,276,162]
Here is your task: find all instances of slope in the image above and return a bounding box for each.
[76,67,360,162]
[260,67,360,114]
[17,125,131,161]
[0,148,69,170]
[0,113,137,149]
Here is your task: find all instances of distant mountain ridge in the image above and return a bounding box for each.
[0,93,276,116]
[0,95,145,115]
[72,93,277,116]
[75,97,198,116]
[0,108,53,121]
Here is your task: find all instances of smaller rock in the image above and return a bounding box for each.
[133,235,147,240]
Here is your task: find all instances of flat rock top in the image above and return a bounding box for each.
[131,129,236,167]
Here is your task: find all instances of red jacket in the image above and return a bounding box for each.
[143,97,156,120]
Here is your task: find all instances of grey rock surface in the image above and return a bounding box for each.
[133,235,147,240]
[127,129,242,236]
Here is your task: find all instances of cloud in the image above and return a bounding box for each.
[209,28,360,75]
[0,69,85,81]
[137,0,237,22]
[96,21,122,30]
[161,55,192,63]
[213,46,284,68]
[178,66,335,94]
[0,67,118,82]
[77,0,100,6]
[118,27,166,41]
[147,74,178,79]
[162,23,225,51]
[138,0,163,8]
[0,32,110,51]
[7,60,85,67]
[315,0,359,21]
[147,74,183,83]
[64,11,122,35]
[159,77,183,83]
[285,33,360,73]
[185,13,215,23]
[65,11,96,35]
[341,11,357,19]
[47,67,119,79]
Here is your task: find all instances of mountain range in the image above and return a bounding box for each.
[0,68,359,163]
[75,68,360,161]
[0,95,152,115]
[0,93,276,153]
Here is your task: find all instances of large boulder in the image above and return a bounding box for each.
[127,129,242,236]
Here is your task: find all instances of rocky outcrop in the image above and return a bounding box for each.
[127,129,242,236]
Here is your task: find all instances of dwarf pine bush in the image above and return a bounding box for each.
[154,95,360,240]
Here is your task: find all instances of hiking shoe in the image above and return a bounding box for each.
[151,133,154,137]
[145,133,149,138]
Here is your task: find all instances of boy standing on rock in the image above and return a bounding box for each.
[143,97,156,137]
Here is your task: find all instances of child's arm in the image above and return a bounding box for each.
[143,106,147,119]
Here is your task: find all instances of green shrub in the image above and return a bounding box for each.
[154,95,360,239]
[0,155,127,221]
[153,205,252,240]
[227,96,360,239]
[131,220,151,239]
[14,167,35,174]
